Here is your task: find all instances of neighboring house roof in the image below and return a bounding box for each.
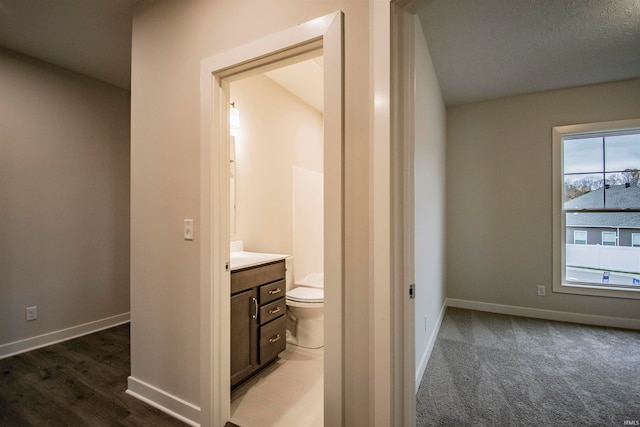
[565,185,640,229]
[564,184,640,210]
[566,212,640,228]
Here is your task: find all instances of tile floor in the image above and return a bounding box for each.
[230,344,323,427]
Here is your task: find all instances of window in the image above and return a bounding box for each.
[553,118,640,298]
[574,230,587,245]
[602,231,617,246]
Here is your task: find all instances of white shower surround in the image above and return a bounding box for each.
[293,166,324,283]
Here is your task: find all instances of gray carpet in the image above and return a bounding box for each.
[417,308,640,426]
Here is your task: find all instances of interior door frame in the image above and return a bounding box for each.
[391,3,417,425]
[199,12,344,427]
[376,1,428,425]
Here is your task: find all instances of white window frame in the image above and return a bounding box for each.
[553,118,640,299]
[632,233,640,248]
[573,230,587,245]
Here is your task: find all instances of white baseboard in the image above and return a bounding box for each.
[446,298,640,330]
[0,312,131,359]
[415,301,447,394]
[127,376,200,427]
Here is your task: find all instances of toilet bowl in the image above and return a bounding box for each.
[285,258,324,349]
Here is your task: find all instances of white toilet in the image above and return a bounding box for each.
[285,257,324,348]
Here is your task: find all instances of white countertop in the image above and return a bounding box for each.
[230,251,289,271]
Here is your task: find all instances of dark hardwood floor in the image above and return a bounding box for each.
[0,324,188,426]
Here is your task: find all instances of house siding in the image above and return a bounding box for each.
[566,226,640,247]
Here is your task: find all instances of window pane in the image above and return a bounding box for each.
[604,133,640,174]
[604,173,640,209]
[563,137,602,174]
[563,174,604,208]
[565,212,640,287]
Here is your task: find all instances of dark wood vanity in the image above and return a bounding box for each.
[230,259,286,388]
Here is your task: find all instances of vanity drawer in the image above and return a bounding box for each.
[231,260,285,294]
[259,316,286,364]
[260,280,285,305]
[259,298,285,325]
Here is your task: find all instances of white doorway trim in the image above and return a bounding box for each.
[199,12,344,427]
[391,4,417,426]
[372,1,424,425]
[371,1,416,425]
[387,2,433,426]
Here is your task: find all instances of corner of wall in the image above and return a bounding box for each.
[126,376,201,427]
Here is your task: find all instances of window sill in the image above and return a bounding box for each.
[553,281,640,300]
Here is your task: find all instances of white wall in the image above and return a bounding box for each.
[0,47,130,355]
[412,17,447,386]
[447,78,640,320]
[130,1,372,423]
[231,73,323,266]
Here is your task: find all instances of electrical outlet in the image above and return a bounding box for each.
[26,306,38,321]
[537,285,546,297]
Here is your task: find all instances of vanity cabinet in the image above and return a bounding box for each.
[230,259,286,389]
[230,288,257,385]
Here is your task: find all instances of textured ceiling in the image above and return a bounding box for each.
[0,0,136,90]
[418,0,640,106]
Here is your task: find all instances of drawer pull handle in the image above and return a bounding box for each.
[269,307,281,315]
[252,297,258,319]
[268,288,282,295]
[269,334,281,343]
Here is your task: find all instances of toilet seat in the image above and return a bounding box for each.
[286,286,324,307]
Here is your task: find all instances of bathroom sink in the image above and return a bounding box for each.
[230,251,288,271]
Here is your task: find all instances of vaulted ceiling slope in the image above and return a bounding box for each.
[419,0,640,106]
[1,1,638,102]
[0,0,136,90]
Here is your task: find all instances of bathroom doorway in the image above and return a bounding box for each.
[199,12,344,427]
[227,53,325,426]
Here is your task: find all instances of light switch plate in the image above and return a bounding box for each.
[184,219,194,241]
